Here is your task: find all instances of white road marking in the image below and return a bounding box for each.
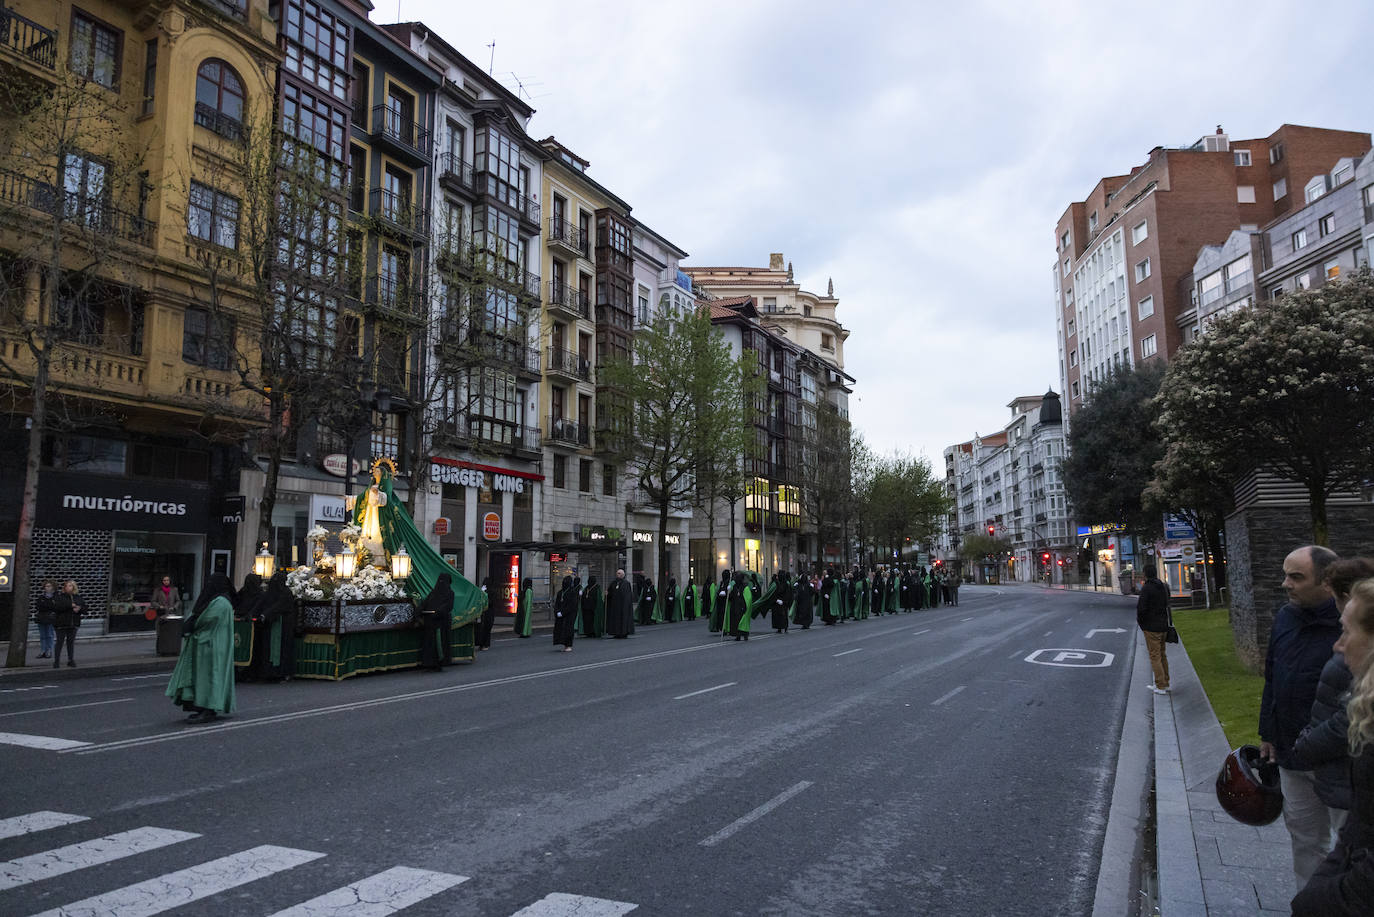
[266,866,468,917]
[832,649,863,658]
[0,732,90,751]
[508,893,638,916]
[910,628,931,636]
[931,686,967,706]
[0,812,88,841]
[1087,628,1127,638]
[0,826,199,890]
[28,845,326,917]
[0,698,132,718]
[699,781,814,847]
[110,674,171,682]
[68,641,734,755]
[1043,631,1054,637]
[962,617,973,622]
[673,682,736,701]
[1008,650,1023,659]
[0,685,57,694]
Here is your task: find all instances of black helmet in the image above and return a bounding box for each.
[1215,745,1283,826]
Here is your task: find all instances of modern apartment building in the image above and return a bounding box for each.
[1055,124,1370,413]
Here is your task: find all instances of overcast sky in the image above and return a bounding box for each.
[396,0,1374,465]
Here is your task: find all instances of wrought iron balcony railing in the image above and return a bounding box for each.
[0,6,57,70]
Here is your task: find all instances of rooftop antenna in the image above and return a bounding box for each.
[508,72,544,102]
[486,40,495,75]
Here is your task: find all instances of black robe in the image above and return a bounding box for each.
[418,575,454,670]
[710,577,731,633]
[552,578,576,648]
[820,574,837,625]
[792,578,815,628]
[254,575,297,680]
[636,581,657,626]
[727,580,749,639]
[580,581,603,638]
[871,576,885,615]
[605,577,634,638]
[683,583,697,620]
[475,583,494,648]
[770,575,793,632]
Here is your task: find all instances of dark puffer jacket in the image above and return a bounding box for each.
[1135,576,1170,632]
[1260,598,1340,767]
[1291,741,1374,916]
[1291,653,1354,810]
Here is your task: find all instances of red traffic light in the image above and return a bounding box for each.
[1057,559,1064,566]
[987,525,995,536]
[1042,553,1050,562]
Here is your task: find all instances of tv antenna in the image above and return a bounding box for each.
[507,72,547,102]
[486,40,495,75]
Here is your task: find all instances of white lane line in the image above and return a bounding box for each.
[110,674,171,682]
[29,845,326,917]
[910,628,931,636]
[0,685,58,694]
[673,682,736,701]
[0,812,88,841]
[931,686,967,707]
[962,617,973,622]
[0,698,133,718]
[0,826,199,890]
[699,781,814,848]
[266,866,469,917]
[1008,650,1023,659]
[1043,631,1054,637]
[832,648,863,658]
[0,732,90,751]
[509,893,638,916]
[69,641,729,755]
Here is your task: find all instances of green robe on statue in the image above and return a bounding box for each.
[165,595,236,714]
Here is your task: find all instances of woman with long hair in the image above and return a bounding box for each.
[1293,576,1374,914]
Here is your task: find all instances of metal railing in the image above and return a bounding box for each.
[436,153,474,191]
[0,6,57,70]
[547,280,590,318]
[547,347,591,380]
[368,187,428,239]
[371,104,430,159]
[194,101,244,141]
[0,167,155,247]
[546,416,589,446]
[546,217,585,252]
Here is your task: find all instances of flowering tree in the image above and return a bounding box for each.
[1153,271,1374,545]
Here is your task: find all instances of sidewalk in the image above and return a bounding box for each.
[1152,630,1294,915]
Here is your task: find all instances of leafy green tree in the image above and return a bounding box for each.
[1154,273,1374,544]
[958,533,1011,563]
[601,303,759,594]
[862,452,950,563]
[1061,361,1168,540]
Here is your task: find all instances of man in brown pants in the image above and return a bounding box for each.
[1136,563,1172,694]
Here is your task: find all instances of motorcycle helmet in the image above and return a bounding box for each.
[1215,745,1283,826]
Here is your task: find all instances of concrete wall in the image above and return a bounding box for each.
[1225,503,1374,671]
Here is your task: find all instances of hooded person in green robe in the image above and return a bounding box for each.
[166,573,237,723]
[580,575,605,638]
[727,571,752,641]
[710,570,731,633]
[513,578,534,637]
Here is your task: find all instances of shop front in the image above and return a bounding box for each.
[33,470,224,633]
[431,458,541,588]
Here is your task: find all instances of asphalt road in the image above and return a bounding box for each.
[0,584,1139,916]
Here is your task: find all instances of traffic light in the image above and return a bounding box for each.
[1042,552,1050,563]
[987,525,995,536]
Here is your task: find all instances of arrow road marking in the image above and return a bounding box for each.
[1087,628,1128,638]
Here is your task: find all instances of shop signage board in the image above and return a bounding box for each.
[310,494,348,525]
[0,543,12,592]
[431,458,543,494]
[221,495,245,525]
[434,516,451,536]
[1163,514,1197,540]
[482,512,501,540]
[38,471,209,532]
[321,454,350,477]
[1077,522,1128,537]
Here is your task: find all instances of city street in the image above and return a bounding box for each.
[1,585,1138,916]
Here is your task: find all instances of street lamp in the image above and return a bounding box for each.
[253,541,276,579]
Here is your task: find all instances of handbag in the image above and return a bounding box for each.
[1165,604,1179,643]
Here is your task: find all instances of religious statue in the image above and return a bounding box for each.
[346,460,390,565]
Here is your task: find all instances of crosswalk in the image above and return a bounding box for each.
[1,811,637,916]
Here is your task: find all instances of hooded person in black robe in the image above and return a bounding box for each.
[727,571,750,641]
[255,571,297,681]
[475,578,494,650]
[770,571,793,633]
[846,572,860,620]
[552,575,576,651]
[683,579,698,621]
[605,569,634,638]
[580,575,604,638]
[417,573,454,671]
[899,569,912,611]
[236,573,263,678]
[871,573,886,616]
[665,577,680,623]
[792,574,816,629]
[512,578,533,637]
[710,570,731,633]
[820,569,838,625]
[636,576,657,626]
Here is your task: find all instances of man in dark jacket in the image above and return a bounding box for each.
[1136,564,1172,694]
[1260,544,1341,888]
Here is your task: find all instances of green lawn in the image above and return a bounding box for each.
[1173,607,1264,749]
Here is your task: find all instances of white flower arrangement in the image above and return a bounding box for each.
[335,564,407,602]
[306,525,328,543]
[286,564,329,601]
[339,524,362,548]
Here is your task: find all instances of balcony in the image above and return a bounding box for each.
[0,167,155,247]
[473,170,540,226]
[436,153,475,196]
[464,418,541,458]
[193,102,243,142]
[546,280,590,320]
[483,257,540,301]
[0,6,57,71]
[546,218,586,258]
[0,333,148,401]
[367,277,424,323]
[546,347,591,382]
[370,104,430,167]
[367,187,428,241]
[545,416,590,448]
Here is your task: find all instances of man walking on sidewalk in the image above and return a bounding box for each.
[1136,564,1171,694]
[1260,544,1342,887]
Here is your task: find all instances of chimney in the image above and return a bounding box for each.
[769,253,784,271]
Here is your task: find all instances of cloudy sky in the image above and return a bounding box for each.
[396,0,1374,464]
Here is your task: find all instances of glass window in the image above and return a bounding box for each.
[1236,185,1255,204]
[1319,214,1335,237]
[187,182,239,249]
[1134,258,1151,282]
[1198,271,1223,306]
[1223,254,1251,292]
[281,0,350,100]
[70,11,121,89]
[603,464,615,496]
[1131,221,1148,245]
[474,126,524,212]
[579,459,592,493]
[552,454,566,489]
[1233,149,1251,166]
[182,307,233,370]
[1136,296,1154,320]
[1272,177,1287,200]
[281,82,349,167]
[1292,228,1308,250]
[141,39,157,116]
[195,59,245,139]
[1140,334,1157,358]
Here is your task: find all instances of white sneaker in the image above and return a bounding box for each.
[1151,686,1170,695]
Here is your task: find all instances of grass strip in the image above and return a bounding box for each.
[1173,606,1264,749]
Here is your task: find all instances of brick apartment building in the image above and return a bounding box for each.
[1054,123,1370,413]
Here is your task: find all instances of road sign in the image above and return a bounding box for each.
[1164,514,1196,539]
